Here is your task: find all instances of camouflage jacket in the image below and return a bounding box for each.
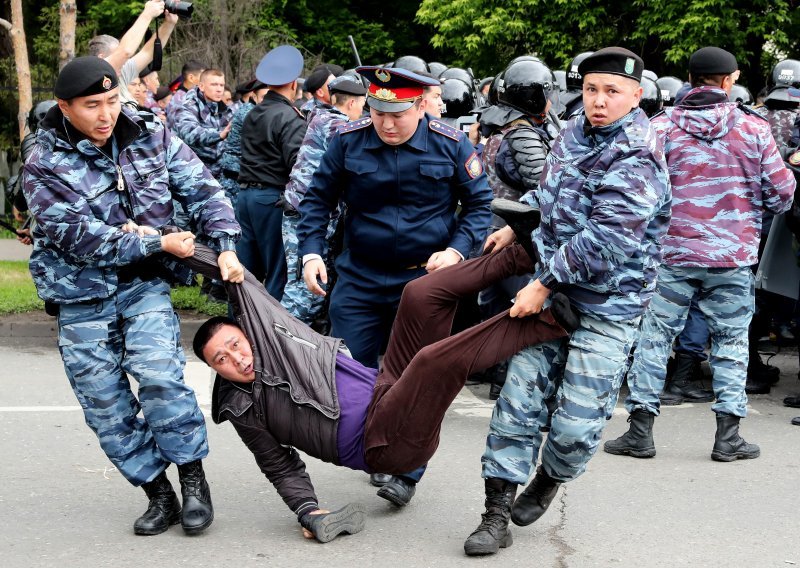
[284,105,349,210]
[172,87,232,175]
[651,87,795,268]
[22,106,240,304]
[165,86,189,130]
[534,108,672,321]
[301,98,332,124]
[217,101,255,178]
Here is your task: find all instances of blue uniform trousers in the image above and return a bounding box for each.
[330,251,427,370]
[674,299,709,361]
[625,265,754,418]
[482,313,639,483]
[235,186,287,300]
[57,277,208,486]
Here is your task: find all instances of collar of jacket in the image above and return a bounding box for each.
[39,105,143,155]
[263,90,296,107]
[363,112,429,151]
[580,107,642,142]
[190,86,227,114]
[678,86,728,108]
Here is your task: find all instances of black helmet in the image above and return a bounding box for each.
[729,84,754,105]
[765,59,800,103]
[509,55,541,65]
[440,78,474,119]
[639,76,663,117]
[656,76,684,107]
[428,62,448,78]
[642,69,658,82]
[393,55,429,75]
[498,59,558,116]
[440,67,474,86]
[553,70,567,92]
[566,51,594,92]
[28,100,57,131]
[487,73,503,106]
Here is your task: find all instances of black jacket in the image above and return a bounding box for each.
[238,91,307,187]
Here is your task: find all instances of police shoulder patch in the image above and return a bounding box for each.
[338,117,372,134]
[429,119,462,141]
[789,150,800,167]
[464,151,483,179]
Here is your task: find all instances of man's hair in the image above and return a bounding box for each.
[331,92,361,106]
[182,59,207,76]
[87,35,119,57]
[193,316,240,364]
[200,69,225,82]
[690,73,728,88]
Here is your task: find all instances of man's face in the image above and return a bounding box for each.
[199,73,226,102]
[339,95,366,121]
[157,94,172,110]
[143,71,160,93]
[223,89,233,106]
[370,102,424,145]
[582,73,643,127]
[203,325,256,383]
[57,88,121,146]
[421,86,443,118]
[128,77,147,106]
[253,87,269,104]
[315,74,335,104]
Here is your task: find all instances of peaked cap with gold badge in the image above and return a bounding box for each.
[356,65,440,112]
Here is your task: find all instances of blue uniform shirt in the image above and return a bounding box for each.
[297,114,492,267]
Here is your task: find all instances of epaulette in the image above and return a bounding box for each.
[338,117,372,134]
[429,119,462,141]
[738,102,769,122]
[292,106,305,119]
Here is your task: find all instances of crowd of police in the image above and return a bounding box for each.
[5,0,800,555]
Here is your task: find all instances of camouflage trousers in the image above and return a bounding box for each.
[280,213,337,324]
[625,265,754,418]
[482,313,640,484]
[57,277,208,486]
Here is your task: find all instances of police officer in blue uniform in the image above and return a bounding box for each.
[297,65,492,503]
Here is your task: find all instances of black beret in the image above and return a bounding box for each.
[305,68,334,93]
[578,47,644,83]
[154,86,172,101]
[313,63,344,77]
[689,47,737,76]
[328,76,367,96]
[55,56,119,100]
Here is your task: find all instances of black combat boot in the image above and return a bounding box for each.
[745,346,778,394]
[490,198,541,263]
[464,478,517,556]
[510,466,561,527]
[711,413,760,462]
[662,353,714,403]
[177,460,214,534]
[369,473,393,487]
[376,475,416,506]
[488,362,508,401]
[299,503,367,543]
[603,409,657,458]
[133,469,182,535]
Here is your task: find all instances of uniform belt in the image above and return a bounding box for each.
[239,182,281,190]
[222,168,239,180]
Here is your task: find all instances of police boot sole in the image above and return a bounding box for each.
[603,445,656,458]
[313,503,367,543]
[711,448,760,462]
[464,531,513,556]
[134,513,181,536]
[182,511,214,535]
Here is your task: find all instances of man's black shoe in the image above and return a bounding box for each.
[134,469,182,535]
[300,503,367,543]
[376,476,416,506]
[177,460,214,534]
[490,198,541,263]
[663,354,714,402]
[711,413,760,462]
[784,394,800,408]
[510,466,561,527]
[369,473,393,487]
[746,348,779,394]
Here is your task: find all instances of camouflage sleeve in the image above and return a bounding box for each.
[163,126,240,251]
[172,101,223,148]
[538,148,666,288]
[22,163,162,267]
[230,419,320,520]
[285,115,344,210]
[296,133,346,258]
[448,137,493,257]
[758,121,796,215]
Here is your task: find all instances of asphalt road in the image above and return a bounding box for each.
[1,337,798,568]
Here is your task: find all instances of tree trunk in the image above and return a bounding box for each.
[59,1,78,71]
[0,0,33,142]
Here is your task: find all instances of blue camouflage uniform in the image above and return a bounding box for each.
[301,98,332,123]
[482,108,672,483]
[297,114,492,369]
[22,106,240,486]
[281,105,348,323]
[217,101,255,208]
[165,86,188,130]
[172,86,232,178]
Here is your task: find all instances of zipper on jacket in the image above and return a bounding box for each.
[273,323,318,349]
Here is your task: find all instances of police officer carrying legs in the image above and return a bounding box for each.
[22,57,244,536]
[297,65,492,504]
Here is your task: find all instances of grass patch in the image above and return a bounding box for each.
[0,262,227,317]
[0,260,43,315]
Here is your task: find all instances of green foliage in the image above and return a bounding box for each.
[0,260,43,315]
[170,281,230,317]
